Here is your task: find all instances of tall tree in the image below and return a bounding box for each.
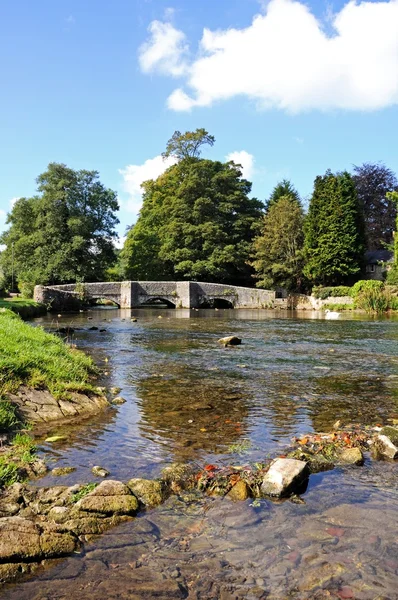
[353,163,398,250]
[0,163,119,290]
[162,128,215,161]
[122,133,263,285]
[386,190,398,283]
[266,179,300,212]
[252,195,305,291]
[304,170,365,286]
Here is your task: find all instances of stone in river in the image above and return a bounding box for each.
[261,458,309,497]
[337,447,364,465]
[227,480,250,501]
[374,434,398,459]
[91,466,110,478]
[127,478,166,507]
[111,396,126,405]
[218,336,242,346]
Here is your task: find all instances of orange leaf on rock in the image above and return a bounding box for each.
[204,464,216,472]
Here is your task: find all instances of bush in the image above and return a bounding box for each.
[18,281,35,299]
[312,286,352,299]
[387,268,398,285]
[350,280,384,298]
[355,286,389,313]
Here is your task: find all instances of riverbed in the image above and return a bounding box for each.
[3,308,398,599]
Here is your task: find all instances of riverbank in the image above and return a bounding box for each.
[0,308,111,485]
[0,298,47,319]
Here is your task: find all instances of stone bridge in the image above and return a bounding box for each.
[34,281,276,311]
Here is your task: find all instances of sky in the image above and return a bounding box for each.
[0,0,397,245]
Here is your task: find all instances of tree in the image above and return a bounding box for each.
[303,170,365,286]
[252,195,305,291]
[266,179,301,211]
[386,190,398,284]
[353,163,398,250]
[162,128,215,161]
[0,163,119,290]
[121,143,264,285]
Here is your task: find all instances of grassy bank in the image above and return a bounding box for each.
[0,308,100,485]
[0,297,47,319]
[0,309,97,398]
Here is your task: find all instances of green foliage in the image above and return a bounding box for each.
[0,458,20,487]
[162,128,215,160]
[304,170,365,286]
[0,401,20,432]
[312,286,352,299]
[355,286,389,313]
[350,279,384,298]
[121,142,263,285]
[252,195,305,291]
[0,309,97,396]
[353,163,397,251]
[266,179,300,212]
[323,303,354,311]
[0,163,119,287]
[71,482,97,503]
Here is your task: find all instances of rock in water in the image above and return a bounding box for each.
[261,458,309,497]
[374,434,398,459]
[227,480,250,501]
[91,466,110,478]
[337,447,364,465]
[111,396,126,405]
[218,336,242,346]
[127,478,166,507]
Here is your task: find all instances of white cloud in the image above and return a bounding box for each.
[10,197,20,208]
[119,155,177,215]
[140,0,398,113]
[225,151,255,179]
[139,20,188,76]
[115,236,126,250]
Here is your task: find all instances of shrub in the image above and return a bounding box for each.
[18,281,35,299]
[350,280,384,298]
[355,286,389,313]
[312,286,352,299]
[387,268,398,285]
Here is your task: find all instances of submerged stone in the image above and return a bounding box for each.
[127,478,166,507]
[261,458,309,497]
[51,467,76,476]
[111,396,126,405]
[227,480,250,501]
[91,466,110,478]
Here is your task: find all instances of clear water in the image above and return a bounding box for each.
[2,308,398,599]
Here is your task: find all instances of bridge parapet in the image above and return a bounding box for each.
[34,281,275,311]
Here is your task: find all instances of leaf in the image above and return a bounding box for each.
[204,464,216,472]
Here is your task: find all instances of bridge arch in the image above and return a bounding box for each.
[139,296,176,308]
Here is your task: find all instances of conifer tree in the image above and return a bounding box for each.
[303,170,365,286]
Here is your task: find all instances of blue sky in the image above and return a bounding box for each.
[1,0,397,243]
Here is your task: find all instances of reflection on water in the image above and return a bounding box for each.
[9,308,397,598]
[33,308,398,484]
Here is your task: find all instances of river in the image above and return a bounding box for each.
[2,308,398,599]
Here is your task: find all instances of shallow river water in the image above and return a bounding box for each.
[2,308,398,599]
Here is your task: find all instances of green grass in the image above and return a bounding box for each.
[0,401,20,432]
[0,298,47,319]
[70,482,97,503]
[0,308,97,397]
